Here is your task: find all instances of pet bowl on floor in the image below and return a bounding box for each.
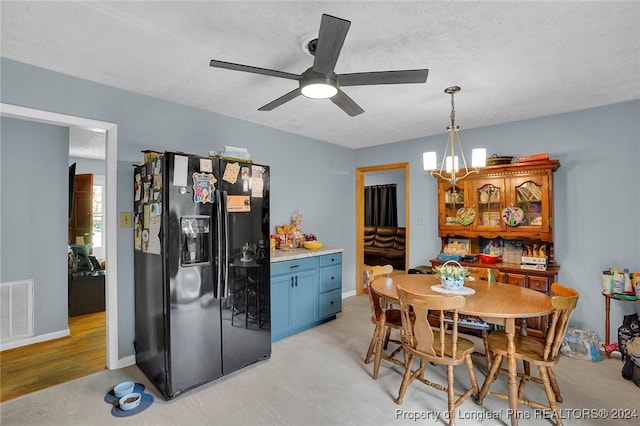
[113,381,135,398]
[119,393,142,411]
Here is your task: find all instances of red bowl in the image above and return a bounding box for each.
[478,253,500,264]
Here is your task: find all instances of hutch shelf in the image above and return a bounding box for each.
[430,159,561,337]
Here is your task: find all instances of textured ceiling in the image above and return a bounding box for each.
[2,1,639,159]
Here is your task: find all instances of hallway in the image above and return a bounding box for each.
[1,311,106,402]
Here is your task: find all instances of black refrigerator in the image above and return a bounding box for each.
[133,151,270,399]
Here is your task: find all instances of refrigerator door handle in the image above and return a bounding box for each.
[222,190,230,297]
[215,189,223,298]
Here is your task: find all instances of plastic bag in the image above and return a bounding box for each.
[617,313,640,362]
[560,326,602,361]
[622,337,640,386]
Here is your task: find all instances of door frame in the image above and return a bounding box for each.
[1,103,119,370]
[355,162,410,295]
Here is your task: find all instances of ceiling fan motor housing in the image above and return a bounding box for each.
[300,69,338,98]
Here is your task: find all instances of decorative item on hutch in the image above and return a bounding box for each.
[423,86,486,185]
[432,260,473,291]
[456,207,476,226]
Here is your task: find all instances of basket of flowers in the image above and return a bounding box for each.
[433,260,474,291]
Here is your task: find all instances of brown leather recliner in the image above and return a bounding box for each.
[363,226,406,270]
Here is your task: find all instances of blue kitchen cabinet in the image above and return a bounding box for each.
[271,251,343,342]
[270,257,319,341]
[318,253,342,319]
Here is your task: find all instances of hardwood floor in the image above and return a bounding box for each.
[0,311,106,402]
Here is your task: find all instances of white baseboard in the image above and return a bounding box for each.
[0,328,70,351]
[116,355,137,370]
[342,290,356,298]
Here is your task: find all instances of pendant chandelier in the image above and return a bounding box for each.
[423,86,486,184]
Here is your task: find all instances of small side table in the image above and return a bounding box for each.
[602,291,639,358]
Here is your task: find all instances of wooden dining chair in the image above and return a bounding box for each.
[395,284,479,426]
[479,283,579,426]
[430,266,502,370]
[364,267,405,379]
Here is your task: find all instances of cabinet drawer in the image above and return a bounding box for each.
[271,257,319,276]
[527,275,550,293]
[319,264,342,293]
[506,273,527,287]
[319,253,342,267]
[319,289,342,318]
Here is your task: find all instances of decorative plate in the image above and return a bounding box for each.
[431,285,476,296]
[456,207,476,226]
[502,207,525,226]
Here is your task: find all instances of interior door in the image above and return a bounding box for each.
[69,173,93,246]
[355,163,410,295]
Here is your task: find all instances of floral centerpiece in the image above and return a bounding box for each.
[433,261,474,290]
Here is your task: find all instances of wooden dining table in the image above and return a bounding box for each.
[370,273,554,426]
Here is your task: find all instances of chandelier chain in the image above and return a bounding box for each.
[450,90,456,129]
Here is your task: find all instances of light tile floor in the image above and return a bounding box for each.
[1,295,637,426]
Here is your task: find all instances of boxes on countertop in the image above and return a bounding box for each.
[520,263,547,271]
[521,256,547,265]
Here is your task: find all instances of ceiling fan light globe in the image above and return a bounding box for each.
[301,82,338,99]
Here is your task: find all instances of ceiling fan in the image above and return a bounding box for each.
[209,14,429,116]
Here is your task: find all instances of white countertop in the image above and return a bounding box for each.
[270,246,344,263]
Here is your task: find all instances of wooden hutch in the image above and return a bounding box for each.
[430,159,560,337]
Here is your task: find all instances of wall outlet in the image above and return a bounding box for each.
[120,212,132,228]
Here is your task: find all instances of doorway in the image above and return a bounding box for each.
[355,162,410,295]
[1,103,119,370]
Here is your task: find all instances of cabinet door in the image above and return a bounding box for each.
[524,275,550,336]
[271,274,293,336]
[509,175,550,233]
[320,253,342,267]
[527,275,550,293]
[291,270,318,327]
[505,273,526,287]
[319,264,342,293]
[319,289,342,318]
[472,178,506,232]
[438,182,469,231]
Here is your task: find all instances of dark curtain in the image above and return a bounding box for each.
[364,184,398,227]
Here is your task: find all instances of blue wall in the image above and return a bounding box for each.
[357,101,640,335]
[70,157,105,175]
[1,58,356,358]
[1,117,70,335]
[2,57,639,359]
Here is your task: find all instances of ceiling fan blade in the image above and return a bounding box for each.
[339,69,429,87]
[330,90,364,117]
[209,60,301,80]
[312,14,351,75]
[258,88,301,111]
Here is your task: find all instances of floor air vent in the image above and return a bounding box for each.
[1,279,34,342]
